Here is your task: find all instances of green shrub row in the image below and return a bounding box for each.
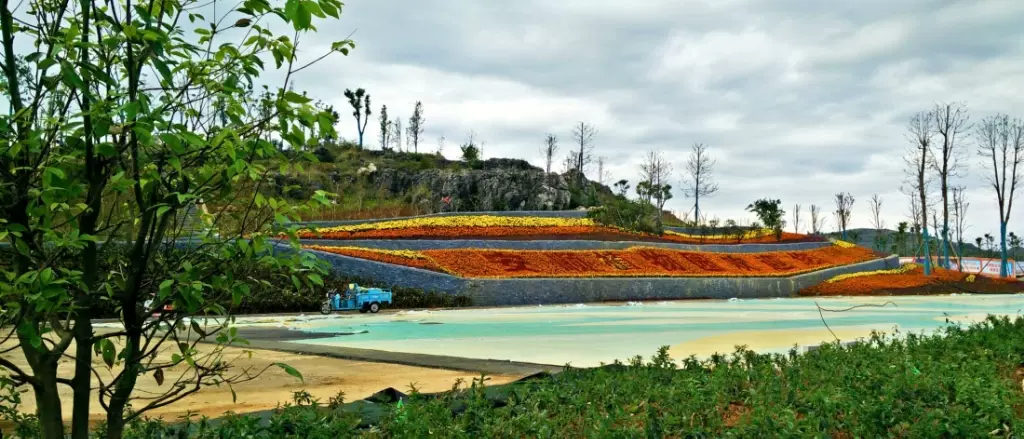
[5,315,1021,437]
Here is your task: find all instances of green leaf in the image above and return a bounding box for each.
[283,91,311,104]
[320,0,339,18]
[151,58,173,84]
[101,339,116,368]
[274,363,304,382]
[59,61,86,89]
[156,205,171,219]
[159,279,174,297]
[308,273,323,286]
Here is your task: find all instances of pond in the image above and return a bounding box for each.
[252,295,1024,367]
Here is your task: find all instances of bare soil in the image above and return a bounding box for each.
[0,336,519,428]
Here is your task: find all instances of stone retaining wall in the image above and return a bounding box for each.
[301,246,900,307]
[299,239,831,253]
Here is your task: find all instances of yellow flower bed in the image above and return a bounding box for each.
[825,263,919,284]
[305,245,426,259]
[832,239,857,248]
[303,215,596,234]
[663,228,774,240]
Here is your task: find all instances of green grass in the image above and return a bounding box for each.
[10,315,1016,437]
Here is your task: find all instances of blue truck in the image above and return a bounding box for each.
[320,283,393,314]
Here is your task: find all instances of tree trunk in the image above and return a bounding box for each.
[1000,221,1009,278]
[27,356,65,439]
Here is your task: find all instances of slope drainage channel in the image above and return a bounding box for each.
[237,295,1024,368]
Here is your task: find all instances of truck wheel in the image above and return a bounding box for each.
[359,304,369,314]
[369,302,380,313]
[320,301,332,315]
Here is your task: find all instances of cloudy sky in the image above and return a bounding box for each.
[286,0,1024,238]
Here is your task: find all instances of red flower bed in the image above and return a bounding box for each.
[304,245,875,278]
[800,265,1024,296]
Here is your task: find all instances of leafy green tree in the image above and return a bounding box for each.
[0,0,352,437]
[344,88,371,149]
[746,199,786,241]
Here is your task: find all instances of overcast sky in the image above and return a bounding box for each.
[285,0,1024,238]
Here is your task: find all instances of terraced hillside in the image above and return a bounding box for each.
[293,212,899,306]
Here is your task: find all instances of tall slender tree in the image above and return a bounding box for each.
[833,192,855,241]
[907,111,935,275]
[792,204,802,234]
[932,102,970,269]
[408,101,425,153]
[571,122,597,184]
[378,105,391,150]
[344,88,371,149]
[682,143,718,225]
[976,114,1024,277]
[639,150,674,229]
[810,204,826,235]
[540,134,559,174]
[951,185,969,270]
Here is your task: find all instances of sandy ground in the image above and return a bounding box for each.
[0,334,519,426]
[667,325,884,359]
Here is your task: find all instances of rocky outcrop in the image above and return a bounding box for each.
[370,167,573,211]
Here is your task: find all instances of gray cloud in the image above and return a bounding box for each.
[283,0,1024,238]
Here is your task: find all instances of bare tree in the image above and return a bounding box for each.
[639,150,674,228]
[976,114,1024,277]
[344,88,371,149]
[682,143,718,225]
[437,135,446,156]
[540,134,559,174]
[792,204,802,234]
[904,185,924,254]
[408,101,425,153]
[906,111,935,275]
[571,121,597,183]
[833,192,855,241]
[391,116,403,152]
[952,185,969,270]
[561,152,577,174]
[810,204,827,235]
[597,156,611,184]
[869,194,884,231]
[932,102,970,268]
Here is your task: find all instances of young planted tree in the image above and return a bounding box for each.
[907,112,935,275]
[540,134,559,174]
[436,136,446,156]
[869,194,887,251]
[460,132,481,163]
[344,88,371,149]
[952,186,969,270]
[682,143,718,226]
[833,192,855,241]
[792,204,802,234]
[932,102,970,269]
[0,0,350,437]
[747,199,786,240]
[810,204,826,235]
[976,114,1024,277]
[597,156,611,185]
[408,101,425,153]
[391,116,403,152]
[571,122,597,184]
[639,150,674,229]
[378,105,391,150]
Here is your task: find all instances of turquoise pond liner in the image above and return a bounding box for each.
[270,295,1024,367]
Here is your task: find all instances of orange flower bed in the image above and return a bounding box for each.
[300,225,815,244]
[305,245,445,272]
[800,265,1021,296]
[305,244,878,278]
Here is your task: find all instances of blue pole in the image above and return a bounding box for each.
[922,226,932,275]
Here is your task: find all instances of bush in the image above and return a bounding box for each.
[8,315,1021,437]
[588,196,661,235]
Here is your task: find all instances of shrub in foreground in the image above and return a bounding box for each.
[4,316,1023,437]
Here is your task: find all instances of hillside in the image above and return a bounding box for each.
[265,142,614,221]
